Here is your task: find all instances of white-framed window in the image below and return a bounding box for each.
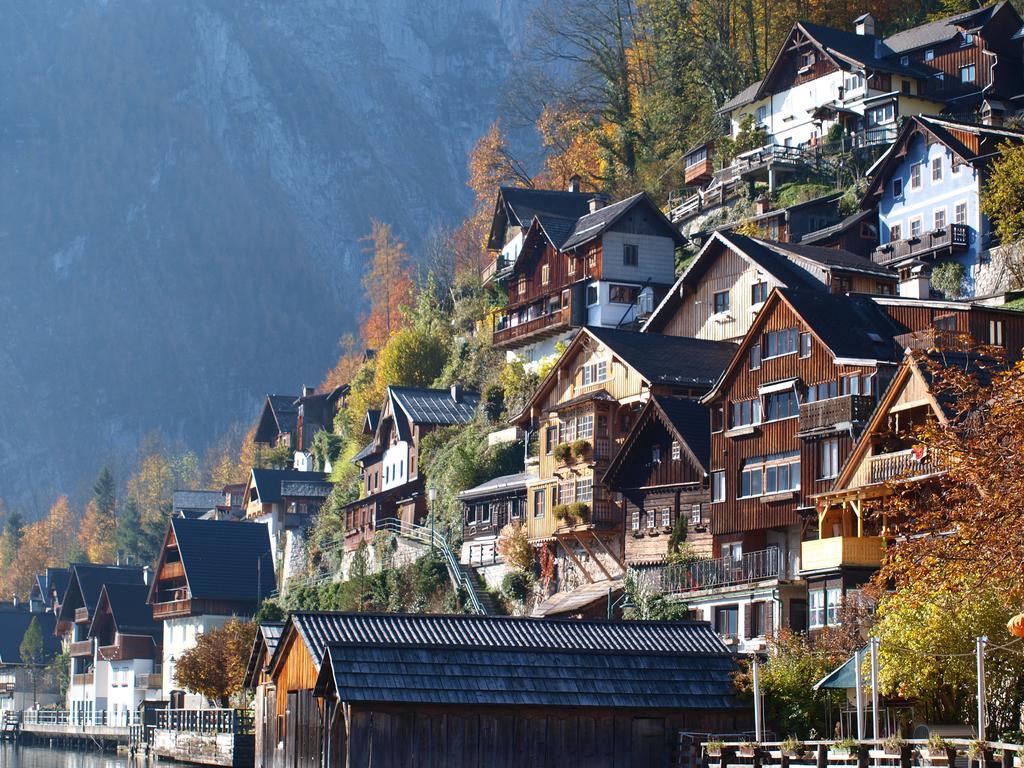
[623,243,639,266]
[751,282,769,304]
[820,438,840,479]
[961,64,976,83]
[910,217,923,238]
[533,489,546,518]
[690,503,703,525]
[730,398,761,428]
[764,390,799,421]
[586,283,599,306]
[558,478,575,505]
[749,343,762,370]
[712,471,726,503]
[756,105,768,123]
[631,509,640,531]
[955,202,968,225]
[541,263,550,285]
[739,463,763,498]
[911,163,922,189]
[931,156,943,183]
[924,49,934,61]
[800,51,814,69]
[661,508,672,528]
[934,208,946,230]
[577,477,593,503]
[809,588,825,628]
[990,320,1004,346]
[962,32,974,46]
[577,412,594,439]
[826,587,842,625]
[890,222,902,241]
[567,254,576,275]
[671,440,681,461]
[580,360,608,386]
[842,373,874,396]
[560,416,577,443]
[844,73,864,92]
[900,55,909,66]
[806,380,838,402]
[741,452,800,497]
[714,290,730,313]
[651,445,662,464]
[799,332,812,358]
[608,284,639,304]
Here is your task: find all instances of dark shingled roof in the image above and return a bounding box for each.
[0,608,60,665]
[884,3,1004,53]
[779,287,904,360]
[585,327,737,387]
[534,214,578,250]
[719,80,762,112]
[172,489,223,513]
[34,567,70,606]
[737,234,895,279]
[560,192,685,251]
[281,612,730,675]
[265,394,299,434]
[799,209,876,245]
[94,583,162,642]
[244,621,286,689]
[170,518,274,604]
[251,469,329,503]
[59,564,145,623]
[390,387,480,426]
[279,479,333,499]
[498,187,593,229]
[317,643,742,710]
[458,471,531,501]
[654,396,712,471]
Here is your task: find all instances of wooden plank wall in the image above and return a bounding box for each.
[343,705,749,768]
[507,241,598,312]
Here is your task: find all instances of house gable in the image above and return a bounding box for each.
[603,398,708,490]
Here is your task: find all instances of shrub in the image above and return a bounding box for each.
[781,736,806,757]
[411,553,448,603]
[834,739,859,755]
[931,261,966,298]
[883,734,908,753]
[553,502,589,524]
[496,523,533,571]
[501,570,533,603]
[571,439,591,458]
[927,734,952,752]
[553,443,573,462]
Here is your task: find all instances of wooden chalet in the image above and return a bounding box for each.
[254,386,348,467]
[343,386,479,551]
[806,349,993,628]
[256,611,748,768]
[29,566,69,615]
[602,396,714,569]
[486,185,683,360]
[253,394,301,450]
[458,470,530,567]
[642,231,897,342]
[797,209,879,258]
[148,518,274,707]
[243,622,285,768]
[513,326,736,606]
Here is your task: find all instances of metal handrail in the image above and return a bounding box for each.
[377,517,485,614]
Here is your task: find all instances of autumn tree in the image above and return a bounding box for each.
[982,141,1024,288]
[373,327,447,391]
[361,220,414,350]
[79,467,118,563]
[174,619,257,707]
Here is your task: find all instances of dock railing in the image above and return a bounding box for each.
[154,708,253,735]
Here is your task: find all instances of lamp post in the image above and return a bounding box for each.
[427,487,437,552]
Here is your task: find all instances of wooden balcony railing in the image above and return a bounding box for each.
[854,447,947,486]
[642,547,785,594]
[74,607,90,623]
[798,394,876,433]
[735,143,814,175]
[800,535,883,573]
[159,560,185,580]
[141,673,164,690]
[493,305,571,347]
[69,639,93,658]
[871,223,969,265]
[152,598,193,619]
[72,673,94,686]
[98,635,156,661]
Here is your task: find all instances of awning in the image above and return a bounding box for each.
[532,579,622,618]
[813,645,868,690]
[759,378,799,395]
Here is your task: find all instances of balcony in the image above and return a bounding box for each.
[72,673,94,687]
[801,535,883,573]
[684,156,715,186]
[141,673,163,690]
[159,560,185,580]
[493,305,571,348]
[74,607,90,623]
[69,639,93,658]
[644,547,784,595]
[98,635,156,661]
[798,394,876,434]
[481,254,513,285]
[152,598,193,619]
[851,447,947,487]
[735,144,814,180]
[871,223,969,265]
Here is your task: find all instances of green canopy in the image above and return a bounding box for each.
[813,646,868,691]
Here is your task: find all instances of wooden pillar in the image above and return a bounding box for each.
[853,499,863,538]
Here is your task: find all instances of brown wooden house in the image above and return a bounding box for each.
[458,470,529,567]
[642,231,897,342]
[244,622,285,768]
[602,396,714,569]
[343,386,480,551]
[260,612,751,768]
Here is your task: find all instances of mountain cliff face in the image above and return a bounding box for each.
[0,0,529,509]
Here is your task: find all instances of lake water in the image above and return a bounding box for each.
[0,745,192,768]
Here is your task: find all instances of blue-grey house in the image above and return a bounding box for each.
[863,115,1024,297]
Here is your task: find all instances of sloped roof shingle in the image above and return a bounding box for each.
[390,387,480,426]
[585,327,737,387]
[170,518,274,605]
[0,609,60,665]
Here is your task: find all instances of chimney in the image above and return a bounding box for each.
[854,13,875,36]
[568,174,581,193]
[12,595,18,609]
[302,385,315,398]
[450,384,464,403]
[589,196,606,214]
[143,566,152,586]
[899,264,931,299]
[754,195,772,216]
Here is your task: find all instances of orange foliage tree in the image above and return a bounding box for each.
[360,220,414,350]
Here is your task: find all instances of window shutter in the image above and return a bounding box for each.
[765,601,775,638]
[743,603,754,639]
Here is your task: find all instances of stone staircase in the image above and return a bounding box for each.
[458,563,503,615]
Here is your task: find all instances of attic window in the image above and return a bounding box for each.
[672,441,681,461]
[924,49,934,61]
[800,52,815,70]
[961,32,973,47]
[900,55,909,66]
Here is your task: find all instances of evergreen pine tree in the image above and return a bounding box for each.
[93,467,116,517]
[115,498,143,563]
[19,616,45,706]
[0,512,24,569]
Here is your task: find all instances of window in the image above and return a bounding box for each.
[934,208,946,230]
[764,328,798,358]
[910,163,922,189]
[751,282,769,304]
[623,243,639,266]
[890,222,902,241]
[646,509,658,530]
[730,398,761,428]
[577,413,594,440]
[799,332,812,358]
[714,290,730,313]
[716,605,739,638]
[576,477,593,503]
[990,320,1004,347]
[711,405,724,433]
[910,218,923,238]
[866,104,894,126]
[510,499,522,520]
[841,373,873,396]
[756,105,768,124]
[809,589,825,628]
[586,284,599,306]
[671,440,681,461]
[800,52,814,69]
[558,478,575,505]
[481,503,492,524]
[651,445,662,464]
[567,254,576,276]
[545,425,557,455]
[749,343,762,370]
[712,471,726,503]
[935,314,957,332]
[740,464,763,498]
[690,503,703,525]
[533,489,546,518]
[806,380,838,403]
[955,202,968,225]
[580,360,608,386]
[900,55,909,66]
[834,275,852,295]
[826,587,842,625]
[764,390,799,421]
[541,263,550,285]
[961,64,976,83]
[608,284,639,304]
[844,73,864,92]
[924,49,934,61]
[902,79,912,95]
[631,510,641,531]
[962,32,974,46]
[685,147,708,167]
[820,438,840,479]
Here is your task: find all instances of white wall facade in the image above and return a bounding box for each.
[381,441,411,491]
[162,615,231,709]
[103,657,160,724]
[600,231,677,285]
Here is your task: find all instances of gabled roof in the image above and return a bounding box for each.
[703,287,904,402]
[57,564,145,624]
[884,2,1011,53]
[91,583,162,642]
[864,116,1024,202]
[254,394,300,443]
[603,396,711,487]
[250,469,329,504]
[388,387,480,427]
[559,192,686,251]
[172,489,223,513]
[488,186,594,251]
[35,567,70,608]
[243,621,286,689]
[153,518,274,606]
[718,80,762,113]
[316,642,741,710]
[457,471,531,501]
[642,231,894,333]
[0,608,59,665]
[798,208,876,246]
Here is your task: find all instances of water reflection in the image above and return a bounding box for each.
[0,745,192,768]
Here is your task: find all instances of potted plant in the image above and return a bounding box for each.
[831,738,859,759]
[572,439,592,459]
[883,734,909,756]
[705,739,726,758]
[967,740,988,761]
[922,734,955,764]
[553,443,573,463]
[739,741,760,758]
[781,736,806,758]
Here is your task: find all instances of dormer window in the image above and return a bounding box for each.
[961,32,973,46]
[924,49,934,61]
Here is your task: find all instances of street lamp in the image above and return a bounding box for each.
[427,487,437,551]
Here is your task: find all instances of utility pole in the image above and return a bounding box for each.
[752,656,763,742]
[855,647,866,740]
[976,635,988,741]
[870,637,881,740]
